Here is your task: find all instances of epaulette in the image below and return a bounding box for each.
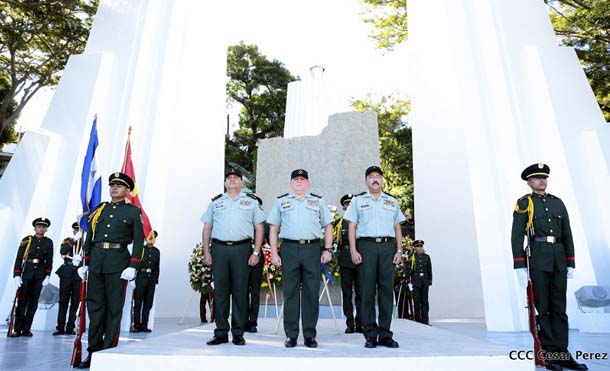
[246,192,261,203]
[310,193,322,199]
[277,193,289,199]
[383,192,397,199]
[355,192,366,196]
[547,193,560,200]
[518,194,530,201]
[19,236,31,247]
[211,193,222,201]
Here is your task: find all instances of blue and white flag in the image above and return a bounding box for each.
[79,116,102,232]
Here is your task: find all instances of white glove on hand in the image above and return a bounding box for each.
[408,283,413,291]
[74,231,83,240]
[42,276,51,286]
[71,254,83,266]
[14,276,22,288]
[128,279,136,289]
[77,266,89,280]
[516,268,528,288]
[567,267,574,279]
[120,267,136,281]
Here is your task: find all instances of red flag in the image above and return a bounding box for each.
[121,127,154,243]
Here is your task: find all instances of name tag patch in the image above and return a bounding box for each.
[240,200,251,206]
[281,200,292,209]
[307,200,319,207]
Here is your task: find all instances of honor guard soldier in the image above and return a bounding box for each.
[76,172,145,369]
[406,240,432,325]
[53,222,83,336]
[344,166,405,349]
[133,230,160,332]
[511,164,587,371]
[201,168,266,346]
[268,169,334,348]
[11,217,54,337]
[337,193,363,333]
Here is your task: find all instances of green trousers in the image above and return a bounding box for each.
[87,272,127,352]
[530,268,569,351]
[357,239,395,339]
[211,241,251,337]
[281,241,321,338]
[247,256,264,327]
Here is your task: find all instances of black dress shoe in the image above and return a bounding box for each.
[53,329,65,336]
[77,355,92,369]
[304,337,318,348]
[364,337,377,348]
[130,328,140,333]
[201,319,208,324]
[344,327,354,334]
[284,337,297,348]
[560,356,588,370]
[232,335,246,345]
[247,326,257,333]
[66,329,76,335]
[22,331,33,337]
[378,337,399,348]
[355,326,364,333]
[545,360,563,371]
[206,335,229,345]
[9,331,21,338]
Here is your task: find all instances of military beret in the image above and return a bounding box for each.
[71,222,79,230]
[225,168,243,179]
[521,163,550,180]
[340,194,354,206]
[32,217,50,228]
[291,169,309,180]
[413,240,424,247]
[365,165,383,177]
[108,172,134,189]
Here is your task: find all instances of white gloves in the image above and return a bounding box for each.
[128,279,136,289]
[408,283,413,291]
[567,267,574,279]
[14,276,22,288]
[516,268,528,288]
[71,254,83,266]
[74,231,83,240]
[42,276,51,286]
[77,266,89,280]
[120,267,136,281]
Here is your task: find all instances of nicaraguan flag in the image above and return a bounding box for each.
[79,116,102,232]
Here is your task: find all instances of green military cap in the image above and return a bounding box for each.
[71,222,79,230]
[365,165,383,177]
[291,169,308,179]
[521,163,550,180]
[340,194,354,206]
[108,172,134,189]
[225,168,243,179]
[32,217,51,227]
[413,239,424,247]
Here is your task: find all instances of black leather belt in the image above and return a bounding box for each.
[26,258,45,264]
[211,238,251,246]
[94,242,127,249]
[359,237,395,243]
[140,268,153,273]
[532,236,557,244]
[282,238,320,245]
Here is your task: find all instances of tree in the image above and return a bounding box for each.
[0,72,18,148]
[351,94,414,234]
[0,0,98,140]
[361,0,408,52]
[225,42,297,184]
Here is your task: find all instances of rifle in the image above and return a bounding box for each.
[130,289,136,332]
[6,287,21,337]
[71,239,87,367]
[409,287,416,322]
[525,228,545,368]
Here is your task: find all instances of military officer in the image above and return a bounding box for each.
[133,230,160,333]
[268,169,334,348]
[344,166,405,349]
[337,193,363,334]
[201,168,266,346]
[246,220,267,333]
[53,222,83,336]
[76,172,145,369]
[11,217,54,337]
[511,164,587,371]
[406,240,432,325]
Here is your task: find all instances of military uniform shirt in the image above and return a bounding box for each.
[267,193,333,239]
[343,192,406,237]
[201,191,266,241]
[13,236,54,279]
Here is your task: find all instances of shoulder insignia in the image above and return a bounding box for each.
[19,237,31,246]
[310,193,322,199]
[355,192,366,197]
[211,193,222,201]
[277,193,289,199]
[93,201,108,211]
[383,192,397,199]
[518,194,530,201]
[246,192,262,204]
[547,193,560,200]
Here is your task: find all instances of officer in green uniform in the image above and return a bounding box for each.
[406,240,432,325]
[344,166,405,349]
[53,222,83,336]
[76,172,145,369]
[246,219,267,333]
[133,230,160,332]
[201,168,266,346]
[511,163,587,371]
[337,193,363,334]
[268,169,334,348]
[11,217,54,337]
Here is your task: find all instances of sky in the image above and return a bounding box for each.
[17,0,410,133]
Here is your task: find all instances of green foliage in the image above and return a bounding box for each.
[0,72,18,148]
[361,0,408,52]
[546,0,610,121]
[351,94,413,231]
[0,0,98,140]
[225,42,297,180]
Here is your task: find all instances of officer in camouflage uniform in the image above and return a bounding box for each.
[76,172,144,369]
[11,217,54,337]
[201,168,266,346]
[511,163,587,371]
[405,240,432,325]
[133,230,160,332]
[344,166,405,349]
[337,193,363,334]
[53,222,83,336]
[268,169,334,348]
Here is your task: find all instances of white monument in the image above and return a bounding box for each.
[409,0,609,332]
